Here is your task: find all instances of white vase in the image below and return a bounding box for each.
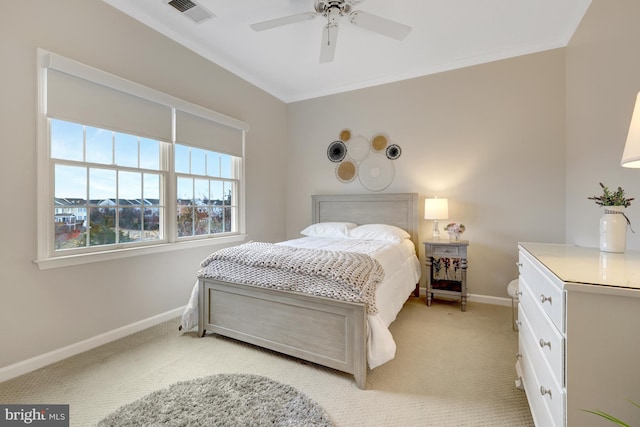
[599,206,627,253]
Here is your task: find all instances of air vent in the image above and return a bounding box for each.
[166,0,214,24]
[168,0,196,13]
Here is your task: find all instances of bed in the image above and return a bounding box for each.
[181,193,421,389]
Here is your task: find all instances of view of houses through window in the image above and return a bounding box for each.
[52,119,238,253]
[175,142,237,238]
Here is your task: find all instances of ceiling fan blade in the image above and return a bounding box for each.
[349,10,411,41]
[250,11,317,31]
[319,23,339,63]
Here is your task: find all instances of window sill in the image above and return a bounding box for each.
[34,234,247,270]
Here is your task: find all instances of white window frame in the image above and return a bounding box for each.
[35,49,248,270]
[174,144,241,240]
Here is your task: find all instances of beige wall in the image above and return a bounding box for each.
[286,50,567,298]
[0,0,288,369]
[566,0,640,249]
[4,0,639,375]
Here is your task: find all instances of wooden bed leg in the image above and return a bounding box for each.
[354,369,366,390]
[414,283,420,297]
[198,278,206,338]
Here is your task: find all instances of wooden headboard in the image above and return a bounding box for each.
[311,193,420,249]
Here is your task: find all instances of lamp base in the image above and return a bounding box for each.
[432,220,441,239]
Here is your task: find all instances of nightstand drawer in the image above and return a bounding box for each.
[432,245,460,256]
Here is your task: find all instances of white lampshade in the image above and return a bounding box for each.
[424,197,449,220]
[425,197,448,239]
[621,91,640,168]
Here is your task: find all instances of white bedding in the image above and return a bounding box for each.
[180,236,421,369]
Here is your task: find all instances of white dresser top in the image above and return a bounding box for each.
[519,242,640,290]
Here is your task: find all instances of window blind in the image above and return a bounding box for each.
[175,110,243,157]
[44,54,172,143]
[43,50,247,154]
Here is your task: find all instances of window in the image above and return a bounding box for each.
[175,144,239,238]
[52,119,165,251]
[37,49,248,269]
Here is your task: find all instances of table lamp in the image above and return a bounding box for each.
[425,197,449,239]
[622,91,640,168]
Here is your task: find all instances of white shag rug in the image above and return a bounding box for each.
[97,373,333,426]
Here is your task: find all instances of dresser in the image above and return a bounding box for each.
[516,243,640,427]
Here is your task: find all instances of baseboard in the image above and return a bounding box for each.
[0,306,185,383]
[418,287,512,307]
[467,293,511,307]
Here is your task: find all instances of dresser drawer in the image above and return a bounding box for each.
[519,283,565,383]
[519,311,565,426]
[517,346,556,427]
[519,250,565,332]
[432,245,460,257]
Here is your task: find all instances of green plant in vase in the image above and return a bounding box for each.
[588,182,634,207]
[588,183,635,252]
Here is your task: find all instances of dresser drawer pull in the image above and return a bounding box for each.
[540,386,552,399]
[540,294,553,305]
[539,339,551,350]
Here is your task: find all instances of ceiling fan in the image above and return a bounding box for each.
[250,0,412,63]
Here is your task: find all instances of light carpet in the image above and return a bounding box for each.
[97,373,332,426]
[0,297,534,426]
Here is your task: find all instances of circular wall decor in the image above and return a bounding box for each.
[371,134,388,152]
[386,144,402,160]
[327,140,346,163]
[336,159,357,183]
[348,135,371,162]
[358,152,394,191]
[339,129,352,142]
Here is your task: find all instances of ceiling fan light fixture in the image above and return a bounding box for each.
[316,0,350,15]
[325,4,342,24]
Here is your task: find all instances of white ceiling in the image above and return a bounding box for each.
[102,0,592,103]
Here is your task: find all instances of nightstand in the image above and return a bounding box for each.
[423,239,469,311]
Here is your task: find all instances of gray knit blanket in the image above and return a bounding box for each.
[197,242,384,314]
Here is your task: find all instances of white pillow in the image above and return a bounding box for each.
[300,222,357,238]
[349,224,410,243]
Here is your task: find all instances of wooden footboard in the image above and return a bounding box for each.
[198,278,368,389]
